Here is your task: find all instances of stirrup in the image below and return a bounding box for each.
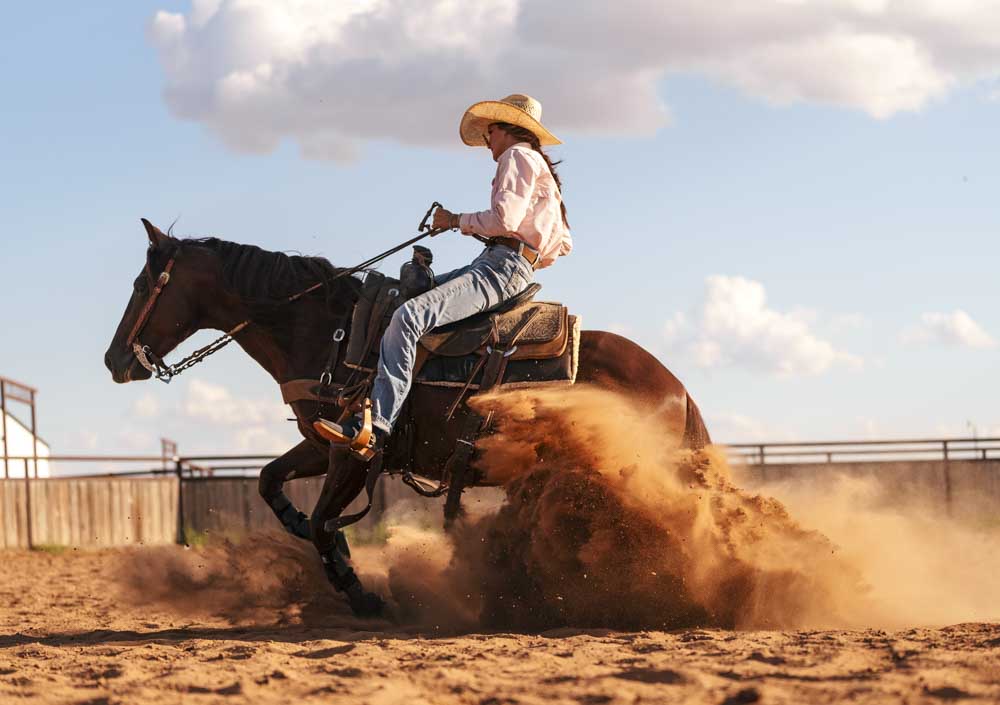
[313,399,378,462]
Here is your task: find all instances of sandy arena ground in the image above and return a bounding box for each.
[0,548,997,705]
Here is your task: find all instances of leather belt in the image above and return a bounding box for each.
[488,236,541,269]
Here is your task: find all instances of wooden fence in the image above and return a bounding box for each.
[180,477,393,538]
[0,477,178,548]
[4,451,997,549]
[0,476,404,549]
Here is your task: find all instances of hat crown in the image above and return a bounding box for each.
[459,93,561,147]
[499,94,542,122]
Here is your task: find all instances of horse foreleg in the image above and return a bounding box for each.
[310,445,384,616]
[258,440,327,540]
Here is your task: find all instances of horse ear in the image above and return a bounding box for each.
[141,218,170,249]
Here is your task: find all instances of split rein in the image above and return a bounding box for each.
[127,206,450,384]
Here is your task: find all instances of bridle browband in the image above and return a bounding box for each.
[125,206,449,384]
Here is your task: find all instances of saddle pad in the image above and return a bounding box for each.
[415,315,580,390]
[420,301,568,359]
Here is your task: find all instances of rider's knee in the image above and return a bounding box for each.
[391,300,423,334]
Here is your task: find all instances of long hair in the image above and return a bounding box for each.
[494,122,569,228]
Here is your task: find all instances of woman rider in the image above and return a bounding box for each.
[315,94,572,452]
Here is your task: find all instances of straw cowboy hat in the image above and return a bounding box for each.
[459,93,562,147]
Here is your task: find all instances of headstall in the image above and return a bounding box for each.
[125,251,251,384]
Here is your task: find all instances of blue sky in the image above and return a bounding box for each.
[1,2,998,472]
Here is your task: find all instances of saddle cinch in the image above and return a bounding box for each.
[343,269,581,395]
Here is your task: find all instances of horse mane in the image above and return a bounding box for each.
[178,237,361,319]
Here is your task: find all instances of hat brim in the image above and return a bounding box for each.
[459,101,562,147]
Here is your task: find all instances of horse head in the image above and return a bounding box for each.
[104,219,223,383]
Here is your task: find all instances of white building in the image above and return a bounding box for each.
[1,411,50,478]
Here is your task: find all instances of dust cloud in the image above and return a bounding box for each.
[115,385,999,631]
[741,473,1000,627]
[114,529,361,627]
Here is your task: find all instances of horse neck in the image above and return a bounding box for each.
[213,284,357,385]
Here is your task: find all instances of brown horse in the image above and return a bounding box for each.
[104,220,711,615]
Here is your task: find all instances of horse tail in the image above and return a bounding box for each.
[682,392,711,450]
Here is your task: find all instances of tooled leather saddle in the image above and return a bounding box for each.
[340,272,579,395]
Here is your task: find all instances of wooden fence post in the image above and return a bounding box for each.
[1,380,8,479]
[175,458,186,545]
[23,459,33,550]
[942,440,953,517]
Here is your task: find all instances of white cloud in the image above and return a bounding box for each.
[855,415,887,440]
[232,425,299,454]
[830,312,871,331]
[662,312,687,343]
[66,429,101,451]
[130,393,161,419]
[149,0,1000,160]
[675,275,862,376]
[182,378,287,425]
[901,310,996,349]
[709,411,795,443]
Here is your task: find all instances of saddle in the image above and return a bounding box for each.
[343,271,579,393]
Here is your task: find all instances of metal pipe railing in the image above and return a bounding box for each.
[726,437,1000,464]
[3,438,999,477]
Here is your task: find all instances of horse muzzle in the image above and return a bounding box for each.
[104,346,151,384]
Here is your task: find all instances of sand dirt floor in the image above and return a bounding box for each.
[1,548,998,705]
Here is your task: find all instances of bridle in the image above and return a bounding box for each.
[124,202,450,384]
[125,249,257,384]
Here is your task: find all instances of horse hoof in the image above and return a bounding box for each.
[349,590,385,617]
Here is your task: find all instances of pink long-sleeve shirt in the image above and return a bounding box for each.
[458,143,572,269]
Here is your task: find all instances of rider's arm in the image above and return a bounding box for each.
[458,149,540,237]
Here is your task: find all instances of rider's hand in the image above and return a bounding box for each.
[432,207,460,230]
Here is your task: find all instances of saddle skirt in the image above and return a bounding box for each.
[343,271,579,391]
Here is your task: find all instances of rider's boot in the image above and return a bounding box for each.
[313,405,388,461]
[313,413,364,443]
[318,533,385,617]
[265,492,311,540]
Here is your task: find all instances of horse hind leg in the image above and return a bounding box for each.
[258,440,327,540]
[310,446,384,617]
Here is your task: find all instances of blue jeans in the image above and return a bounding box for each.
[370,245,534,431]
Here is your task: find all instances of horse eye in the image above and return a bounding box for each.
[134,277,148,294]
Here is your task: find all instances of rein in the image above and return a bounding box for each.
[129,209,450,384]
